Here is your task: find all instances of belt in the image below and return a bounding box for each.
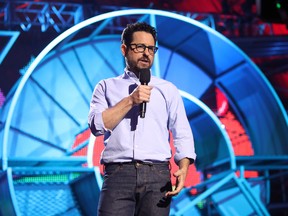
[104,160,169,167]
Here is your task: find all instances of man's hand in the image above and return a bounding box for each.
[130,85,153,105]
[165,158,191,197]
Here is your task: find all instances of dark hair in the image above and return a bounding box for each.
[121,22,157,46]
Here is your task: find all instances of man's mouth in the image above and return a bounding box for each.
[139,58,149,64]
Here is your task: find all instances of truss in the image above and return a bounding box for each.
[0,1,84,32]
[0,1,278,36]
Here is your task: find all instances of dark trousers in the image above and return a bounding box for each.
[98,162,172,216]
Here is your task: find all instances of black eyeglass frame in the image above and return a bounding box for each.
[129,43,158,54]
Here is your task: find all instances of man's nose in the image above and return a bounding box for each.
[144,47,150,55]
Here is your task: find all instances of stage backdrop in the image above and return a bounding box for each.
[1,9,287,186]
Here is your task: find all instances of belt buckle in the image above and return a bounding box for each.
[135,160,141,168]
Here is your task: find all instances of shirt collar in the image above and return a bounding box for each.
[123,68,139,83]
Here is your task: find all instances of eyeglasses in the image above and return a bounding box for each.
[129,43,158,55]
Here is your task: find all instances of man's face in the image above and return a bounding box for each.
[121,31,156,75]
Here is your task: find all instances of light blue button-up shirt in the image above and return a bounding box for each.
[88,69,196,165]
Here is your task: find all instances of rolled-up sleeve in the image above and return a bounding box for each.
[168,86,196,165]
[88,80,108,136]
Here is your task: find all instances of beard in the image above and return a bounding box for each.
[126,57,152,77]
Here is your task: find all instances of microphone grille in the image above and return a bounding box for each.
[139,69,151,84]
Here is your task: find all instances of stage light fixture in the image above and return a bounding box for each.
[257,0,288,25]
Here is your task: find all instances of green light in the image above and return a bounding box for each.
[276,2,281,9]
[14,173,81,184]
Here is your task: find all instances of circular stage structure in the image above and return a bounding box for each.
[1,9,287,168]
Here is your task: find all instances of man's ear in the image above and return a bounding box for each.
[121,44,127,56]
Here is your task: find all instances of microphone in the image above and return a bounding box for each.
[139,68,151,118]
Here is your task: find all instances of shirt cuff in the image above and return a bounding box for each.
[94,112,106,135]
[174,153,196,165]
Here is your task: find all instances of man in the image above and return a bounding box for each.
[88,22,196,216]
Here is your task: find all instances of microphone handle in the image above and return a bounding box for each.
[140,82,148,118]
[140,102,146,118]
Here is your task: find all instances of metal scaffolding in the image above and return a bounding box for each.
[0,0,279,36]
[0,1,84,32]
